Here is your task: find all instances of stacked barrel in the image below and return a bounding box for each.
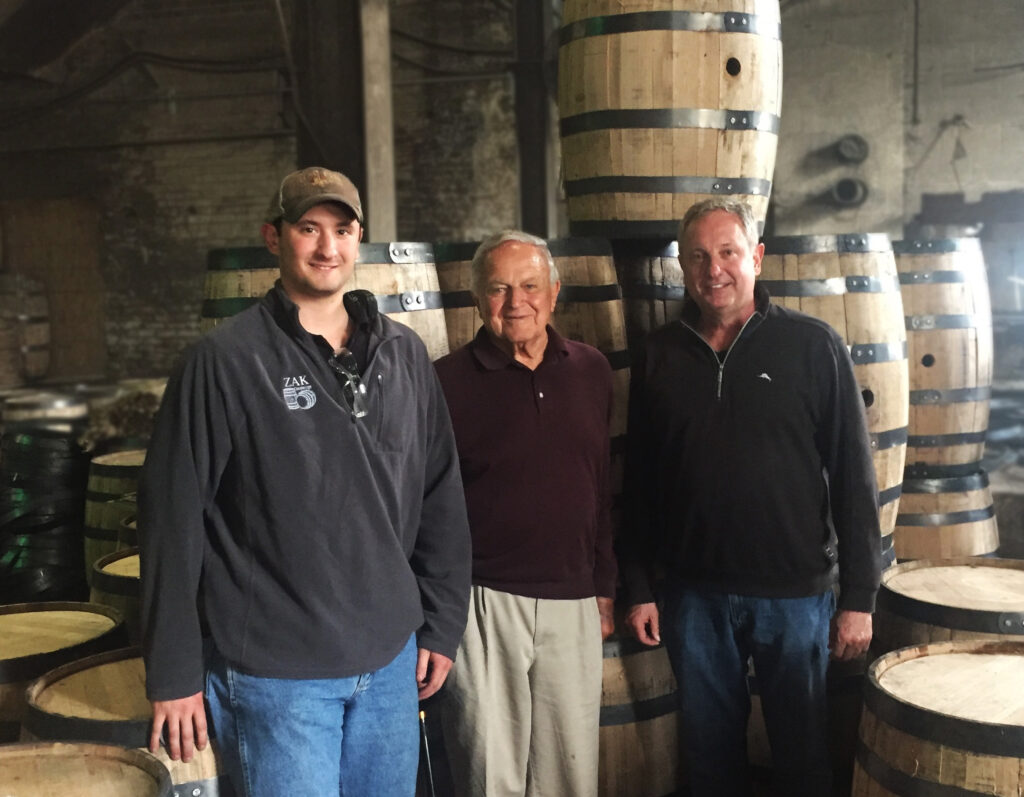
[891,238,998,560]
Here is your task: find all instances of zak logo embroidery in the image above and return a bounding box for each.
[282,375,317,410]
[757,372,772,382]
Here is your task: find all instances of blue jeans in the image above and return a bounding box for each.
[205,635,419,797]
[661,584,834,797]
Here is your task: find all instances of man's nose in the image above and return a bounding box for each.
[316,233,337,257]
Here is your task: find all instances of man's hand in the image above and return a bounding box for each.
[417,648,453,700]
[597,597,615,640]
[830,609,872,661]
[625,602,661,646]
[150,692,208,762]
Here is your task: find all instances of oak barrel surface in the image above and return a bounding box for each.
[0,741,172,796]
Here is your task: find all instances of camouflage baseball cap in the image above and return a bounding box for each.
[267,166,364,225]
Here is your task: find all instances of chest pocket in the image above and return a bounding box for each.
[369,367,415,453]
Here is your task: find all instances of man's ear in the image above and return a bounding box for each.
[261,222,280,254]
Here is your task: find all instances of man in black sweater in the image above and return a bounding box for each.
[621,199,881,797]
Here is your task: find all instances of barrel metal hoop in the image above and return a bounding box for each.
[433,241,479,263]
[901,472,989,493]
[374,291,444,314]
[83,525,121,542]
[173,776,223,797]
[441,290,476,310]
[868,427,908,451]
[906,430,989,447]
[23,703,149,748]
[564,175,772,197]
[908,386,991,406]
[558,284,623,303]
[357,242,435,265]
[610,240,680,258]
[903,461,984,479]
[603,349,631,372]
[570,219,693,239]
[897,270,968,285]
[92,572,138,597]
[620,283,688,302]
[547,237,615,258]
[892,238,982,255]
[877,484,903,507]
[896,506,995,527]
[559,10,782,45]
[762,234,892,255]
[905,313,983,330]
[878,586,1024,635]
[560,108,780,136]
[850,341,907,365]
[863,672,1024,758]
[855,743,980,797]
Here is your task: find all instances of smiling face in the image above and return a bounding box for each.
[680,209,764,327]
[477,240,560,354]
[261,202,362,302]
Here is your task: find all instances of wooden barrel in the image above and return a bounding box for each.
[895,472,999,560]
[599,636,684,797]
[201,246,278,333]
[0,602,126,741]
[873,557,1024,656]
[893,238,993,476]
[349,242,450,362]
[747,655,865,797]
[760,234,908,566]
[119,512,139,548]
[90,547,141,644]
[22,647,227,796]
[83,448,146,586]
[558,0,782,237]
[0,741,172,796]
[612,240,685,361]
[435,238,630,502]
[852,639,1024,796]
[0,271,50,387]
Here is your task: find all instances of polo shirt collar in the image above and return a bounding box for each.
[470,324,570,370]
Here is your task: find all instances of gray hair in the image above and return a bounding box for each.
[678,199,759,250]
[470,230,559,296]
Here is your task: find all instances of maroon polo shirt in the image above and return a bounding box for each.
[434,325,616,600]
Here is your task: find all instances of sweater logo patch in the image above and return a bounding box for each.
[757,372,772,382]
[282,375,317,410]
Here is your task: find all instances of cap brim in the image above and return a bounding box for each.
[283,196,363,224]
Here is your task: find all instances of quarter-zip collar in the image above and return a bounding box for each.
[679,282,772,398]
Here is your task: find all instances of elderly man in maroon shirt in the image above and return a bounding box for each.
[434,229,617,797]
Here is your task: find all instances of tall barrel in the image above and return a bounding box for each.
[201,247,278,333]
[83,448,145,586]
[22,648,227,796]
[0,602,125,741]
[853,639,1024,796]
[0,741,173,797]
[894,472,999,560]
[872,557,1024,656]
[612,240,685,361]
[434,241,481,354]
[760,234,908,566]
[893,238,993,475]
[599,636,684,797]
[558,0,782,237]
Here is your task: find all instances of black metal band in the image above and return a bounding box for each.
[374,291,445,314]
[610,239,680,258]
[850,341,907,364]
[892,238,982,255]
[358,242,435,264]
[908,386,991,405]
[855,743,984,797]
[441,291,475,309]
[762,234,892,255]
[898,270,968,285]
[433,241,479,263]
[896,506,995,527]
[869,427,908,451]
[903,461,985,479]
[759,274,899,297]
[565,175,772,197]
[570,219,684,239]
[560,108,780,137]
[620,283,688,302]
[559,10,782,45]
[906,430,989,447]
[901,472,989,493]
[92,569,139,598]
[558,284,623,303]
[906,314,985,330]
[604,349,631,372]
[547,237,615,258]
[83,525,120,542]
[878,484,903,507]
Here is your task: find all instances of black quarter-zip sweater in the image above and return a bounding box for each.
[139,283,471,702]
[619,284,881,613]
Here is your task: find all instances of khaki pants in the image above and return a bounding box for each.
[441,586,603,797]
